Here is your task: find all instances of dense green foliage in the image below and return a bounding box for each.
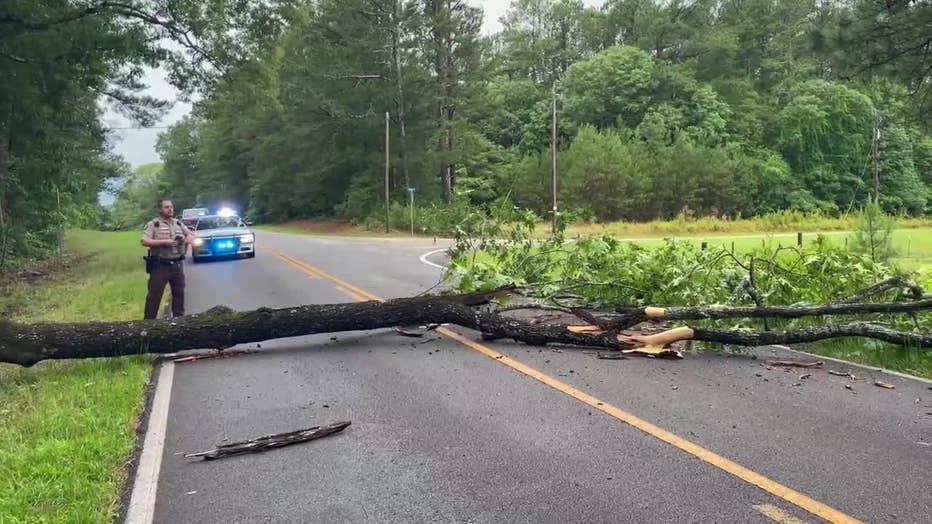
[444,210,931,351]
[5,1,931,261]
[142,0,931,228]
[0,0,291,265]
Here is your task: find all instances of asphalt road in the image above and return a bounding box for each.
[148,232,932,524]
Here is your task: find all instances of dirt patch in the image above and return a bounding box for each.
[0,254,95,318]
[1,253,94,285]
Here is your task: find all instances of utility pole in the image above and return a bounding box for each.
[407,187,415,237]
[871,114,881,205]
[385,111,390,233]
[56,186,63,264]
[551,86,559,236]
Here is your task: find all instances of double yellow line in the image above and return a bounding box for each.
[273,250,860,524]
[276,252,375,303]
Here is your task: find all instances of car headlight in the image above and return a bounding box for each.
[239,233,255,243]
[193,237,204,247]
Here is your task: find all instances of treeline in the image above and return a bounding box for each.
[2,2,931,266]
[0,0,285,264]
[151,0,932,226]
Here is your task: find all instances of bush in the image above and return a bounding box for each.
[852,201,898,263]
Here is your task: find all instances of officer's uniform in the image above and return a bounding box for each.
[142,217,191,319]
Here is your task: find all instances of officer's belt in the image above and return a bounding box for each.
[156,255,185,264]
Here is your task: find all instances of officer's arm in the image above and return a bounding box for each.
[141,237,174,248]
[141,223,173,248]
[180,222,196,245]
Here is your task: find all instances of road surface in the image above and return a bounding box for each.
[136,232,931,524]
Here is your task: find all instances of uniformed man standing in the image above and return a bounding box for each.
[141,198,195,319]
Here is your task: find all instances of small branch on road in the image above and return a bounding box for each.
[185,421,352,460]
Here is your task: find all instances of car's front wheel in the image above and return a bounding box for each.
[246,251,256,259]
[192,256,203,263]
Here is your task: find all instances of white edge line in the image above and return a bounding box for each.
[125,360,175,524]
[771,344,932,385]
[419,248,447,270]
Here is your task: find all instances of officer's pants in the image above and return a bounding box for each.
[144,261,185,319]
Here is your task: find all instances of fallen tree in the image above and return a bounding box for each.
[1,284,929,367]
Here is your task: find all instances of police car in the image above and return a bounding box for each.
[190,208,256,262]
[180,207,208,228]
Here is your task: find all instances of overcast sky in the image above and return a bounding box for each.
[103,0,602,168]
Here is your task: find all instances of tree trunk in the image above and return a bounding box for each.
[1,288,929,367]
[0,102,13,271]
[391,0,410,189]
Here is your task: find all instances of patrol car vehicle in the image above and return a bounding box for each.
[180,207,208,228]
[190,209,256,262]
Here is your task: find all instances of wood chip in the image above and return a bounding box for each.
[596,352,627,360]
[799,373,811,380]
[766,359,823,368]
[173,349,257,363]
[828,370,854,378]
[394,327,424,338]
[622,346,684,359]
[874,380,896,390]
[567,325,605,334]
[185,421,351,460]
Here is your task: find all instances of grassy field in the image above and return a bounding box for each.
[0,231,154,523]
[562,212,932,237]
[594,228,932,275]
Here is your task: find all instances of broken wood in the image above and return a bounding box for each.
[765,359,824,368]
[609,298,932,330]
[1,286,929,367]
[838,276,924,303]
[185,421,351,460]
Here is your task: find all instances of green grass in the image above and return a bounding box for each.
[804,340,932,379]
[0,231,154,523]
[562,211,932,237]
[589,228,931,276]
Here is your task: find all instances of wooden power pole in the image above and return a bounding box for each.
[385,111,390,233]
[872,115,881,204]
[551,87,559,235]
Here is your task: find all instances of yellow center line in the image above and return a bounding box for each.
[276,252,380,301]
[755,504,811,524]
[273,250,861,524]
[275,252,322,279]
[334,285,370,303]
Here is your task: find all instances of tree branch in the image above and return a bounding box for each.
[609,298,932,329]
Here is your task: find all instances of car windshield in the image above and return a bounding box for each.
[182,208,208,217]
[195,217,245,230]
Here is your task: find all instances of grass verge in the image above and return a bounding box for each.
[562,211,932,237]
[0,230,154,523]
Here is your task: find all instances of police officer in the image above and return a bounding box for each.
[141,198,195,319]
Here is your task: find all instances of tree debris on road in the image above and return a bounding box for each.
[185,421,351,460]
[0,284,929,367]
[766,359,824,368]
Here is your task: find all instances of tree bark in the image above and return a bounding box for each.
[607,298,932,329]
[1,289,929,367]
[0,290,624,367]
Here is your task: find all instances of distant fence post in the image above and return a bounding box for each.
[797,232,803,246]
